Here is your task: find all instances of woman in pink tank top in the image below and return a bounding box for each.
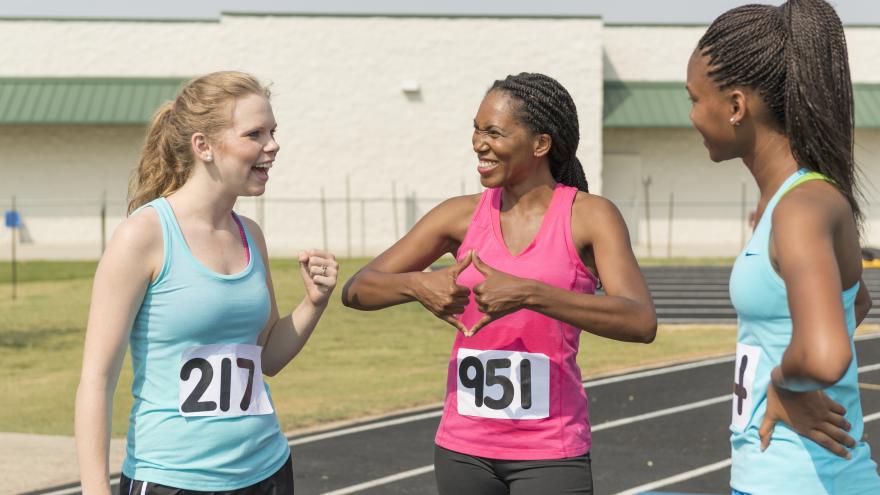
[343,73,656,495]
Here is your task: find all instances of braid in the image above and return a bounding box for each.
[698,0,862,226]
[489,73,588,193]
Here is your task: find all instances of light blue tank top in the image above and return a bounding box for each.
[122,197,290,490]
[728,169,880,494]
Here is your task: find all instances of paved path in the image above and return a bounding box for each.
[32,333,880,495]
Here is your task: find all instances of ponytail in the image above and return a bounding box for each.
[128,102,192,213]
[782,0,860,224]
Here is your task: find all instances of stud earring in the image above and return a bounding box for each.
[204,154,213,162]
[730,117,740,127]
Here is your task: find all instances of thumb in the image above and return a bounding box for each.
[298,251,312,279]
[759,417,775,452]
[451,250,473,276]
[472,252,492,275]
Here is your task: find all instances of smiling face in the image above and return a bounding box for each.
[471,90,545,189]
[211,93,279,196]
[686,51,741,163]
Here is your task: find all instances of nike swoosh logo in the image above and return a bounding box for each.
[745,252,759,257]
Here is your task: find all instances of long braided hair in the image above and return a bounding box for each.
[489,73,589,193]
[697,0,862,225]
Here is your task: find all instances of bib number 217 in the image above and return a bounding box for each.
[456,349,550,420]
[178,344,274,417]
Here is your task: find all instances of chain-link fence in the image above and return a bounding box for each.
[2,193,879,260]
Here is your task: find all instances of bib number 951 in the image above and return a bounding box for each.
[178,344,274,417]
[456,349,550,420]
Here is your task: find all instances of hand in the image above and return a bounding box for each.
[469,253,531,336]
[411,251,473,335]
[299,249,338,307]
[759,379,855,458]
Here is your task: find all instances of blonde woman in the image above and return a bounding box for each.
[75,71,337,494]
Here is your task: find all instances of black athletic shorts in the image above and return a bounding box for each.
[119,454,294,495]
[434,444,593,495]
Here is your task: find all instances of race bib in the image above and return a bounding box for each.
[178,344,274,417]
[456,348,550,420]
[731,343,761,431]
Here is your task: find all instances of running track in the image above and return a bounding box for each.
[34,333,880,495]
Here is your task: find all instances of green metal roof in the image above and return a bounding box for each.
[603,81,689,128]
[603,80,880,129]
[0,77,186,124]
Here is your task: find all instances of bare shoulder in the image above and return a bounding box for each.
[570,192,628,249]
[100,206,163,280]
[422,193,482,235]
[773,179,849,231]
[115,206,162,253]
[435,193,481,217]
[572,191,624,222]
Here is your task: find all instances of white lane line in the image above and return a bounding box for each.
[583,355,734,389]
[593,395,729,432]
[857,362,880,374]
[864,411,880,422]
[611,390,880,495]
[289,410,442,446]
[320,465,436,495]
[611,459,733,495]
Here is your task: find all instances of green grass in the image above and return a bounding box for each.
[0,260,98,284]
[0,258,739,437]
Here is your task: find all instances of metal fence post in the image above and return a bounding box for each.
[360,198,366,257]
[11,195,17,301]
[667,191,674,259]
[346,175,352,258]
[320,186,328,251]
[391,181,400,240]
[642,176,653,257]
[100,190,107,254]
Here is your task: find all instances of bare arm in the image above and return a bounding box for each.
[75,211,159,494]
[245,218,338,377]
[340,195,476,332]
[772,187,854,391]
[469,195,656,342]
[758,184,859,457]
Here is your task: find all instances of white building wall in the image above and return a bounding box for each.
[602,25,880,82]
[602,25,880,256]
[0,15,603,259]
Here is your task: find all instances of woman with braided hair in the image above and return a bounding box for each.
[343,72,656,494]
[687,1,880,493]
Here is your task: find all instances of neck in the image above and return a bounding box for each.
[501,162,558,210]
[168,167,238,227]
[742,130,799,201]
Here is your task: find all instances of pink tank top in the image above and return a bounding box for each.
[435,183,597,460]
